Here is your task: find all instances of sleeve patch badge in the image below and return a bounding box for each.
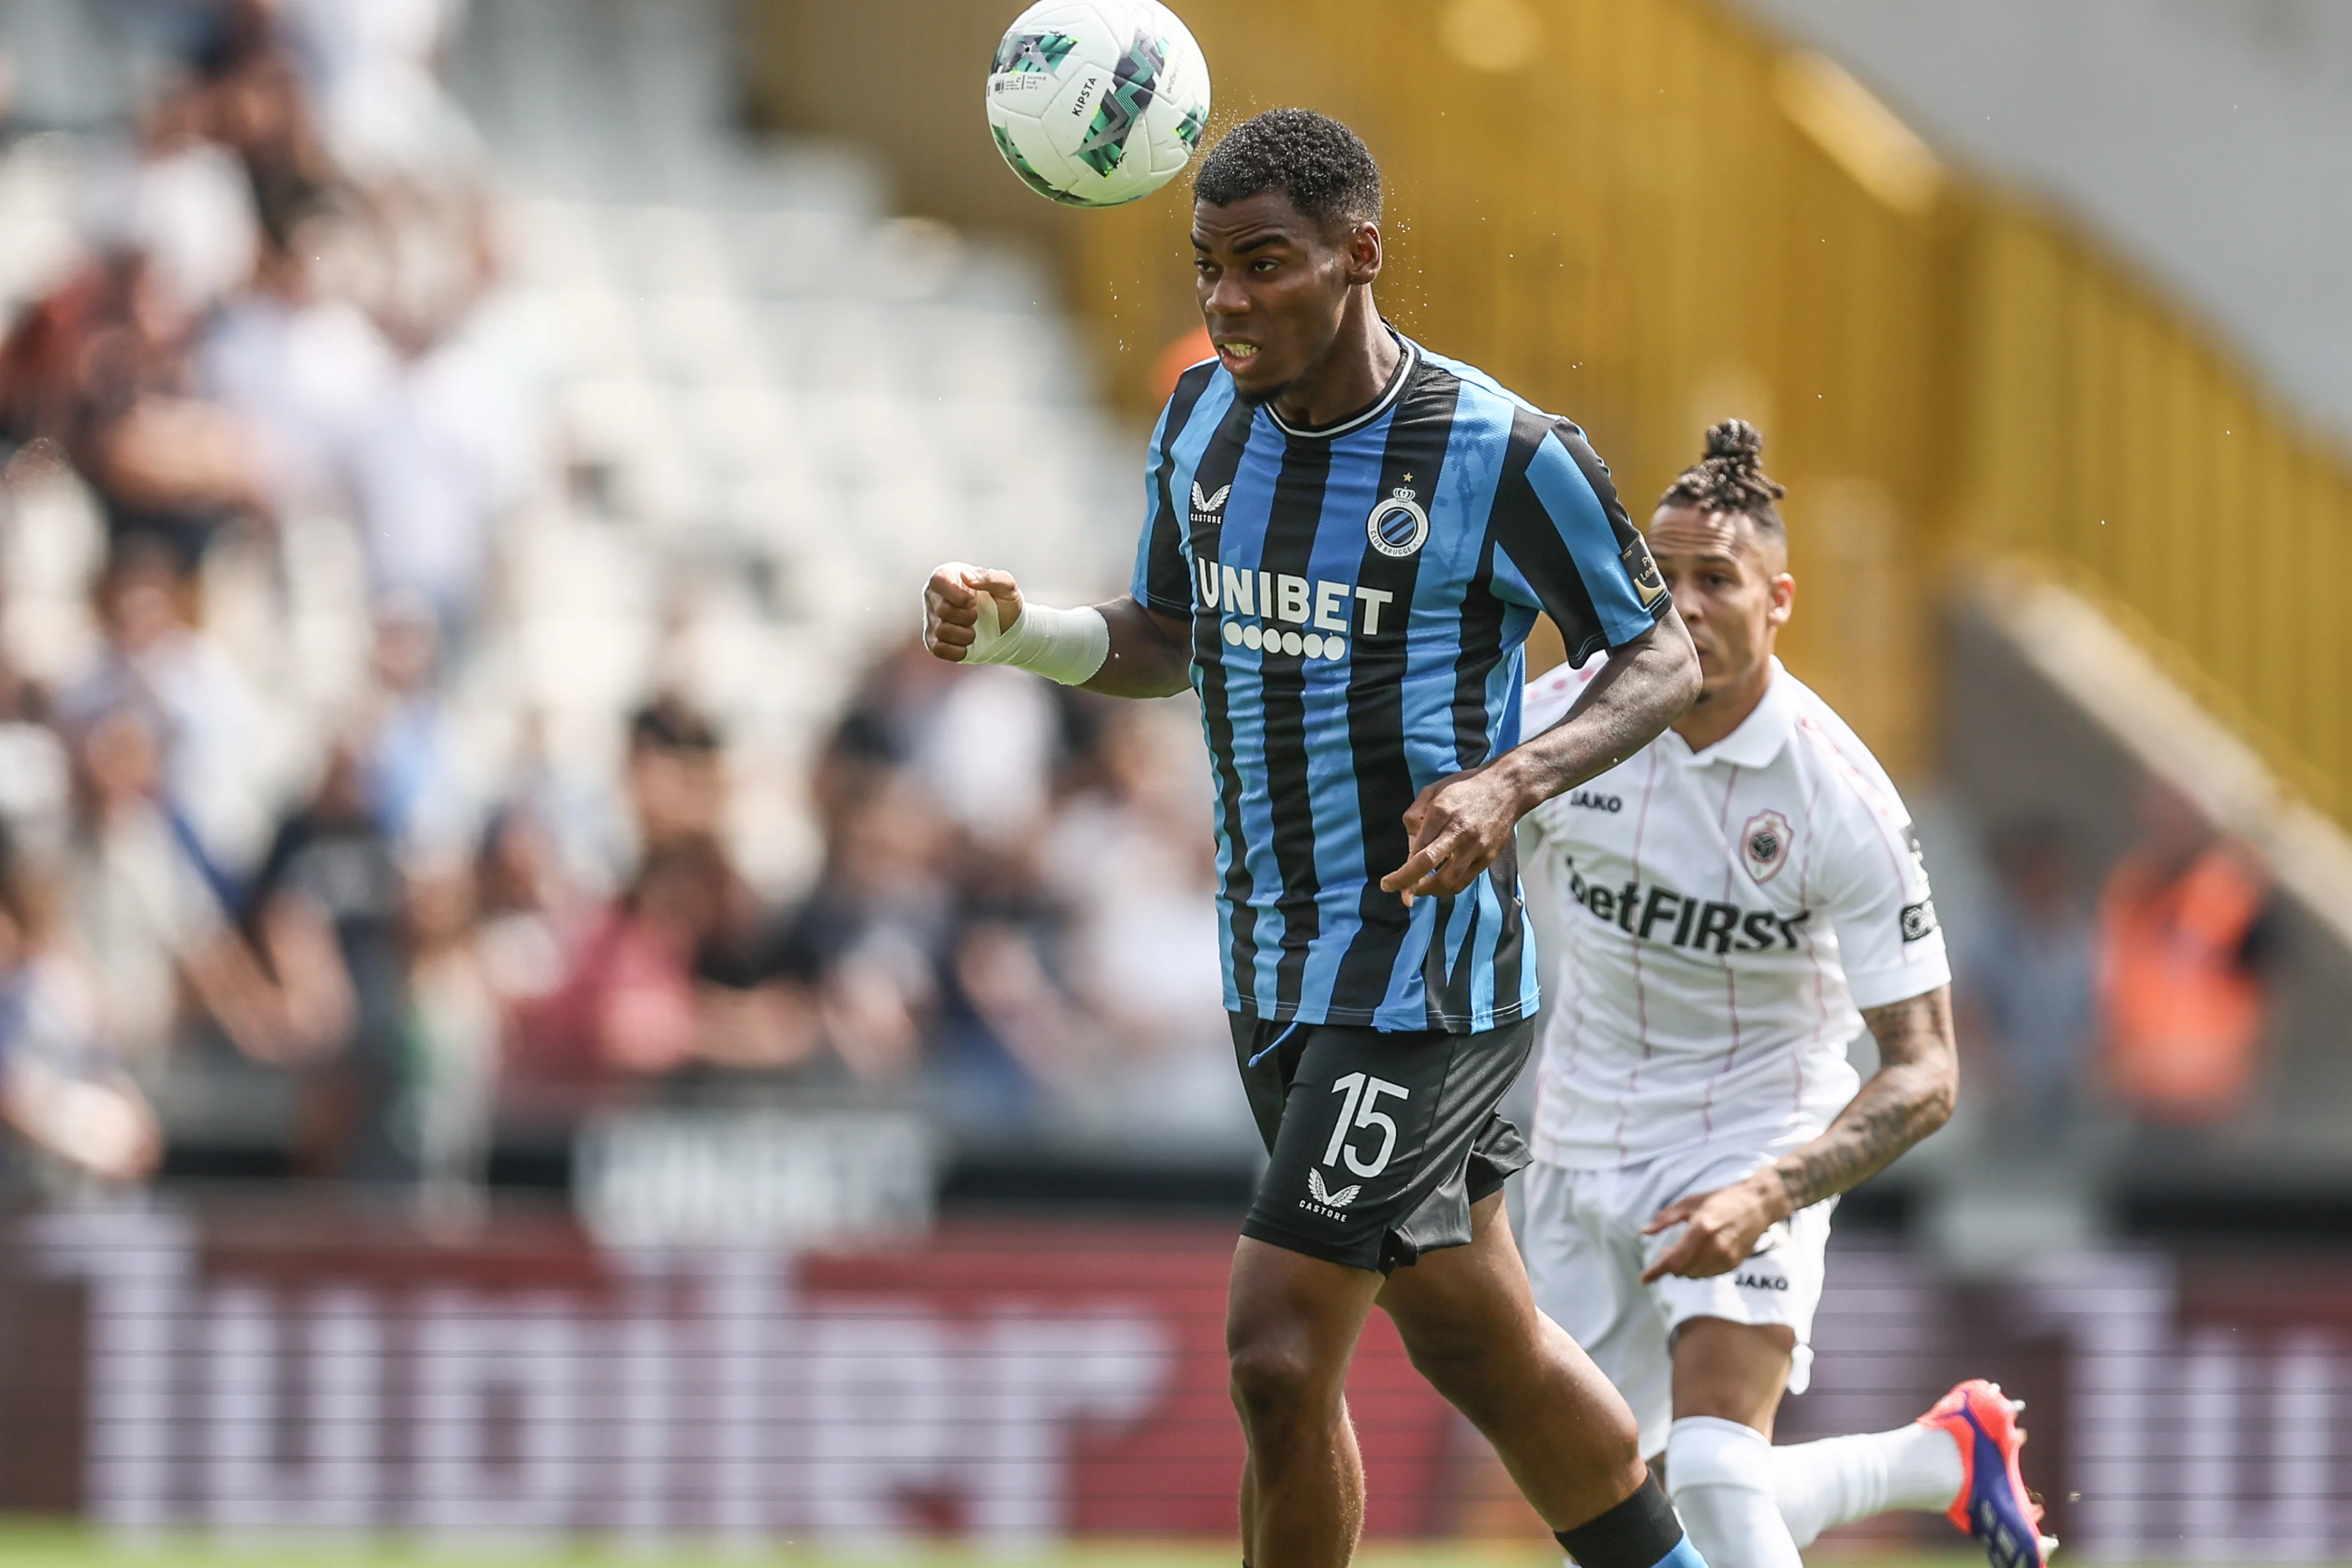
[1900,899,1940,943]
[1623,534,1668,609]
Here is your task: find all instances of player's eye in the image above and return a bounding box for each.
[1251,258,1278,273]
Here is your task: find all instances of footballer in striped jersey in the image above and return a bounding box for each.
[924,107,1711,1568]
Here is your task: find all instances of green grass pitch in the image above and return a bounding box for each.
[0,1531,2022,1568]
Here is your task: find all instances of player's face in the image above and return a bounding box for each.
[1192,192,1378,404]
[1648,505,1794,703]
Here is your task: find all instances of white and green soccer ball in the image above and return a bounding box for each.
[985,0,1212,207]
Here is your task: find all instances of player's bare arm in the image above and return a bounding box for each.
[921,564,1191,697]
[1638,984,1957,1283]
[1382,608,1700,903]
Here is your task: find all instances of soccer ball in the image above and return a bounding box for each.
[986,0,1212,208]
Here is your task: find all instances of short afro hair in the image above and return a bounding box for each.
[1193,108,1381,230]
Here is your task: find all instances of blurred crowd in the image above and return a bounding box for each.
[1960,782,2278,1155]
[0,0,1239,1215]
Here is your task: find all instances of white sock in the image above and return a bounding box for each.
[1771,1422,1965,1548]
[1667,1416,1804,1568]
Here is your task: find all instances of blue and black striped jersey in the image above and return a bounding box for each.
[1131,334,1670,1033]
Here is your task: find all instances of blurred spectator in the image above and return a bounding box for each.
[77,70,258,320]
[0,652,70,860]
[245,741,405,1178]
[0,822,160,1188]
[762,770,949,1090]
[625,693,728,856]
[1962,821,2098,1144]
[61,539,276,879]
[62,703,333,1068]
[198,206,397,514]
[399,850,496,1226]
[279,0,481,187]
[2098,783,2277,1127]
[358,591,465,851]
[1036,701,1237,1142]
[472,804,576,1015]
[206,24,336,246]
[511,697,788,1100]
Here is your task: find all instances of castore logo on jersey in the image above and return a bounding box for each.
[1190,480,1229,529]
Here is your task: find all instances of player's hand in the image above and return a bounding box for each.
[1640,1171,1792,1283]
[923,563,1023,662]
[1380,766,1524,905]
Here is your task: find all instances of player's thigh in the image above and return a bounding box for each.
[1520,1161,1676,1453]
[1374,1194,1602,1387]
[1670,1316,1795,1434]
[1646,1158,1839,1426]
[1225,1234,1385,1416]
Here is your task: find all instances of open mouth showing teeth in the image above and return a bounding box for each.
[1219,343,1259,361]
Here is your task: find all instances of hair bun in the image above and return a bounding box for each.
[1704,419,1764,465]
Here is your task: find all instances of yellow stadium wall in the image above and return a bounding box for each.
[748,0,2352,821]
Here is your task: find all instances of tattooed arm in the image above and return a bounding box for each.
[1639,984,1958,1282]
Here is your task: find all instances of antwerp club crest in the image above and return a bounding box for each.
[1742,809,1793,884]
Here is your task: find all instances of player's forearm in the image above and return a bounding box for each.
[1079,597,1194,698]
[1491,611,1700,814]
[1766,986,1958,1213]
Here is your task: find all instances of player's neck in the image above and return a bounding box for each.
[1271,296,1400,429]
[1673,658,1775,753]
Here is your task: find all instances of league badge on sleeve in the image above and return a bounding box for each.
[1623,534,1668,608]
[1742,809,1793,884]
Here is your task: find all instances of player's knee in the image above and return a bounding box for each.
[1226,1326,1338,1427]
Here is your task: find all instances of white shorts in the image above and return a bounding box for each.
[1520,1145,1838,1460]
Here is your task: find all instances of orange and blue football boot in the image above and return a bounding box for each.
[1918,1379,2056,1568]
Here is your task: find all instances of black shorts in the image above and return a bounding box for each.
[1230,1013,1536,1273]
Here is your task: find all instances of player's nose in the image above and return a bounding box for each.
[1203,273,1251,317]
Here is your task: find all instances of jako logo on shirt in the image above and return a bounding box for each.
[1365,486,1430,557]
[1566,790,1622,813]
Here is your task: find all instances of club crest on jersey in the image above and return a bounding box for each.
[1191,480,1230,527]
[1742,809,1793,884]
[1366,487,1430,558]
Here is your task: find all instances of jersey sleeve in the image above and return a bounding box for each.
[1814,768,1952,1011]
[1488,416,1670,665]
[1129,382,1197,618]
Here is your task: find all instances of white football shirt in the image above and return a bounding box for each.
[1518,657,1950,1169]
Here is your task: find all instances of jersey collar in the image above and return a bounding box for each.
[1264,334,1418,440]
[1684,658,1796,770]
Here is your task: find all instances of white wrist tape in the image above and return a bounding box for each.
[944,565,1110,686]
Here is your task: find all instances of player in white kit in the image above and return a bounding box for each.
[1516,424,2052,1568]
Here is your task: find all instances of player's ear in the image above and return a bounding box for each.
[1344,219,1382,286]
[1768,571,1796,629]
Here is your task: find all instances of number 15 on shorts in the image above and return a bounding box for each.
[1325,1072,1410,1178]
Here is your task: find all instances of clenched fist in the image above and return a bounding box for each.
[923,563,1024,663]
